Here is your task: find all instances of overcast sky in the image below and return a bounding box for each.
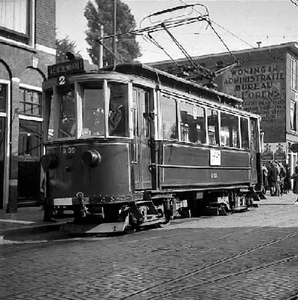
[56,0,298,63]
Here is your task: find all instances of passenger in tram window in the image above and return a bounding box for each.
[109,101,125,136]
[189,123,198,143]
[108,83,128,137]
[59,89,76,138]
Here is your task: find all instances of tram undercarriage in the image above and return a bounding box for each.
[51,188,260,235]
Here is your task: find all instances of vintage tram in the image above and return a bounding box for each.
[41,60,262,233]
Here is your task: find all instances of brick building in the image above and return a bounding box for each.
[0,0,56,212]
[151,42,298,174]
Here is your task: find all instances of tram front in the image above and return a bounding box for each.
[41,62,134,226]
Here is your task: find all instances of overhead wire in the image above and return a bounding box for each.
[177,0,238,62]
[177,0,278,62]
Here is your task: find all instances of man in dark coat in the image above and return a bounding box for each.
[267,161,278,196]
[292,162,298,202]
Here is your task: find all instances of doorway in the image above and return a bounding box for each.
[133,87,154,190]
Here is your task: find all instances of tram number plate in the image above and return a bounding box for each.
[211,173,218,179]
[62,146,76,155]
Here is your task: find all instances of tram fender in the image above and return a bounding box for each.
[60,214,130,234]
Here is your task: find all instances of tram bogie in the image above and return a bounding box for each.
[41,61,262,234]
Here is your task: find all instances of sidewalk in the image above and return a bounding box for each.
[0,206,72,241]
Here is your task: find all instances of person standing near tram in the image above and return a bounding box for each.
[261,162,269,195]
[291,161,298,203]
[268,161,278,196]
[284,164,291,194]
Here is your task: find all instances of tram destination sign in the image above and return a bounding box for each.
[48,59,85,79]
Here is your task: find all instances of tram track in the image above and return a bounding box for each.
[120,230,298,300]
[145,253,298,300]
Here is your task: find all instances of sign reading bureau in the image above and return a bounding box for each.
[221,63,285,125]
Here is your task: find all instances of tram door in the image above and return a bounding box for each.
[133,87,153,190]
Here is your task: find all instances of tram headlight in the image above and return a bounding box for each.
[81,149,101,167]
[41,154,58,170]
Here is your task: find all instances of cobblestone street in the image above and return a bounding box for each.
[2,193,298,300]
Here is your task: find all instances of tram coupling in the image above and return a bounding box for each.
[76,192,89,218]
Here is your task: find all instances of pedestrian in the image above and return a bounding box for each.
[274,161,281,196]
[261,163,268,195]
[267,161,278,196]
[276,161,286,196]
[291,162,298,203]
[284,164,291,194]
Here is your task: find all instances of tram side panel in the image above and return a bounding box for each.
[159,143,251,189]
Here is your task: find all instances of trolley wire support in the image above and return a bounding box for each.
[96,3,240,85]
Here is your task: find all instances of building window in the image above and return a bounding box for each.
[0,0,31,44]
[291,58,298,91]
[0,84,7,112]
[18,120,42,158]
[19,88,42,117]
[290,100,296,131]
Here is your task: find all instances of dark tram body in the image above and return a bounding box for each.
[41,61,262,233]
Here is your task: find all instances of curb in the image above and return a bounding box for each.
[0,222,67,241]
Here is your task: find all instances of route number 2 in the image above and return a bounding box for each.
[58,75,67,86]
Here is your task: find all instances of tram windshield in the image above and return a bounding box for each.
[43,80,129,141]
[81,81,105,136]
[107,82,128,137]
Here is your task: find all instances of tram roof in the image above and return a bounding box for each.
[104,63,243,107]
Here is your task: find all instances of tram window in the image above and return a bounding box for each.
[220,113,239,148]
[108,82,128,137]
[81,82,104,136]
[161,95,177,140]
[240,118,249,149]
[179,101,206,143]
[58,86,76,138]
[207,108,219,146]
[250,118,259,151]
[133,87,150,138]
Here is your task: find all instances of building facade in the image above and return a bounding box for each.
[0,0,56,212]
[152,42,298,174]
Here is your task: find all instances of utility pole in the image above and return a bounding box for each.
[98,25,104,69]
[113,0,117,68]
